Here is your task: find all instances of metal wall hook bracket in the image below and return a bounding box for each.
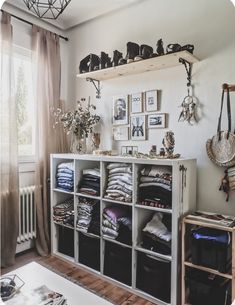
[86,78,101,99]
[179,58,192,87]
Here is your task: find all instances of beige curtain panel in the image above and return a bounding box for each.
[32,25,68,256]
[0,11,19,267]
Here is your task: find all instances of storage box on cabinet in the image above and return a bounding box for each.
[190,227,232,273]
[58,225,74,258]
[185,268,231,305]
[78,232,100,271]
[104,241,132,286]
[136,251,171,303]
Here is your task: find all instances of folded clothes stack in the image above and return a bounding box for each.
[56,162,74,192]
[77,197,100,234]
[104,163,133,203]
[102,206,132,245]
[53,198,74,228]
[88,201,100,236]
[142,212,172,255]
[139,166,172,209]
[78,168,100,196]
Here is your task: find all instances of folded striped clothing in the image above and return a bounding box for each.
[141,165,172,181]
[53,198,74,225]
[77,197,99,233]
[56,162,74,191]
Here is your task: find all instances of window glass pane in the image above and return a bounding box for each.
[13,46,35,157]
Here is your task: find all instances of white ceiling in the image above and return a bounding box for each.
[4,0,142,30]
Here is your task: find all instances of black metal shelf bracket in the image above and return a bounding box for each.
[86,77,101,99]
[179,58,192,87]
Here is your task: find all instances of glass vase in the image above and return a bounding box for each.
[70,132,87,154]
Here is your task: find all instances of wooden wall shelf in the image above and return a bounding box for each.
[77,50,199,81]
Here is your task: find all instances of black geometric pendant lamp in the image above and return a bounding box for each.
[23,0,72,20]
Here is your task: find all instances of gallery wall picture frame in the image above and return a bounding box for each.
[145,89,159,112]
[131,92,143,113]
[112,95,129,125]
[130,115,146,141]
[148,113,166,128]
[113,126,129,141]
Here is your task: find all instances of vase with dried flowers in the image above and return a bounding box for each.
[53,98,100,153]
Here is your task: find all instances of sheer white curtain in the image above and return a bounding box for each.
[0,11,19,267]
[32,25,68,256]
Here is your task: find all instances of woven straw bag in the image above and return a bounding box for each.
[206,86,235,167]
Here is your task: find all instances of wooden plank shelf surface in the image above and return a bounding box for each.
[184,261,233,279]
[77,50,199,81]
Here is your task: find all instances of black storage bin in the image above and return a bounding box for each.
[104,241,132,286]
[79,232,100,271]
[186,269,231,305]
[58,226,74,258]
[136,252,171,303]
[190,227,231,273]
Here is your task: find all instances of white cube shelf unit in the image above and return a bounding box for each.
[50,154,197,305]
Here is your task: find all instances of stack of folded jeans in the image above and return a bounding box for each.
[56,162,74,192]
[142,212,171,255]
[102,206,132,245]
[104,163,133,203]
[78,168,100,196]
[77,197,99,233]
[139,166,172,209]
[53,198,74,228]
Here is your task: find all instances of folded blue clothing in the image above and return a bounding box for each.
[57,182,74,189]
[57,177,74,182]
[57,173,74,179]
[57,179,74,185]
[57,168,74,175]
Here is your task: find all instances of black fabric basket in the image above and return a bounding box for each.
[58,226,74,258]
[79,233,100,271]
[186,269,231,305]
[190,227,231,273]
[104,241,132,286]
[136,252,171,303]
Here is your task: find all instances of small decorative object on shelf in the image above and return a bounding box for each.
[160,147,165,156]
[166,43,194,54]
[0,274,25,301]
[162,131,175,157]
[93,150,118,156]
[53,97,100,154]
[219,166,235,202]
[156,38,165,56]
[91,133,101,150]
[149,145,157,157]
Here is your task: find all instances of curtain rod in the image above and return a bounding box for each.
[1,9,68,41]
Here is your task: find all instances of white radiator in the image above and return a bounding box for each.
[17,186,37,249]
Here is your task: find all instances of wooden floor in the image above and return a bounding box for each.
[1,250,156,305]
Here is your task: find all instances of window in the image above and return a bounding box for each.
[13,46,35,160]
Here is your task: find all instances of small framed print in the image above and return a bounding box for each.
[148,113,166,128]
[145,90,158,112]
[130,115,146,141]
[113,126,129,141]
[112,95,129,125]
[131,92,143,113]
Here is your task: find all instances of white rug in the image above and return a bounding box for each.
[0,262,113,305]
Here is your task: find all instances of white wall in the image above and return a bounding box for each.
[67,0,235,214]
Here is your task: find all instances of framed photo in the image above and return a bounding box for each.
[130,115,146,141]
[148,113,166,128]
[131,92,143,113]
[145,90,158,112]
[112,95,129,125]
[113,126,129,141]
[121,146,138,156]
